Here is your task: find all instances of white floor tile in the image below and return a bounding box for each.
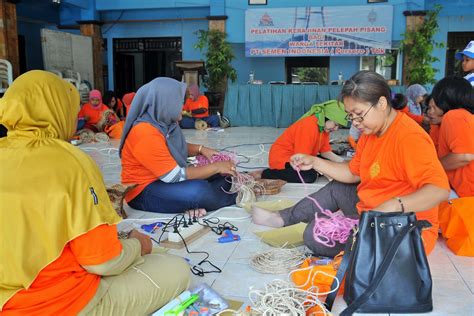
[79,126,474,315]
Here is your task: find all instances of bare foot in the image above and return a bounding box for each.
[185,208,207,218]
[249,170,263,180]
[251,205,284,227]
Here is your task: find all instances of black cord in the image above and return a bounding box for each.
[199,217,238,235]
[155,214,223,276]
[176,230,222,276]
[102,10,125,34]
[218,142,273,152]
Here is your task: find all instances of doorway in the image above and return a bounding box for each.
[113,37,182,97]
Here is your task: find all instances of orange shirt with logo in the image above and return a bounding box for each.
[183,95,209,119]
[437,109,474,197]
[269,115,331,170]
[78,103,109,126]
[349,112,450,254]
[2,224,122,315]
[121,122,178,202]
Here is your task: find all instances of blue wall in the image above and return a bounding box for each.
[426,0,474,80]
[16,0,60,71]
[16,0,470,87]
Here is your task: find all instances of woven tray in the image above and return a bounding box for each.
[254,179,287,196]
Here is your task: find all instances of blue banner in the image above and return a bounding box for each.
[245,6,393,57]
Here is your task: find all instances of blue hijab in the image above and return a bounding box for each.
[119,77,188,167]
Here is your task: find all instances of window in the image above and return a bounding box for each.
[285,57,329,84]
[361,50,399,81]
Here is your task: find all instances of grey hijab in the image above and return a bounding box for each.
[119,77,188,167]
[406,84,427,105]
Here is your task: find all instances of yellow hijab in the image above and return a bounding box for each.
[0,71,121,309]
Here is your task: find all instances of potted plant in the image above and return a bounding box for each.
[400,5,444,85]
[194,29,237,113]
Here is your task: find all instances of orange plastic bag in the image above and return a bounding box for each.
[290,254,343,293]
[439,197,474,257]
[290,253,344,315]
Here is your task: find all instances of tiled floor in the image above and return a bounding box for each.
[80,127,474,315]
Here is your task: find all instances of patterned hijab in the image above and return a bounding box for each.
[301,100,348,132]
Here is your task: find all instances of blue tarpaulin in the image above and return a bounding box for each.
[224,84,407,127]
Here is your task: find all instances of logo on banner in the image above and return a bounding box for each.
[368,9,377,24]
[259,12,274,26]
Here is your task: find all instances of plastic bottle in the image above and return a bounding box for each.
[338,72,344,85]
[249,71,255,84]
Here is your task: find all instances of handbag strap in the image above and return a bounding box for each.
[325,220,430,314]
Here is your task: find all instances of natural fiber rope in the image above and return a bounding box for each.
[248,279,331,316]
[250,247,307,274]
[93,132,110,143]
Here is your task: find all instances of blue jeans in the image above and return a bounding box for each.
[180,115,220,129]
[128,175,237,213]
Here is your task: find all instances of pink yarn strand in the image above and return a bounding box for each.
[195,152,238,167]
[296,168,358,247]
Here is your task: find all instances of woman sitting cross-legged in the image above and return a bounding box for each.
[120,77,237,215]
[252,100,347,183]
[252,71,450,257]
[0,71,190,315]
[180,84,220,129]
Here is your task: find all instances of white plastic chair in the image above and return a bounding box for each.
[0,59,13,93]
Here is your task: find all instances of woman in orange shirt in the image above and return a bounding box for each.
[122,91,136,117]
[120,78,237,214]
[430,76,474,197]
[180,84,220,129]
[103,90,125,119]
[77,90,109,132]
[253,71,450,257]
[426,94,443,151]
[252,100,347,183]
[0,71,190,315]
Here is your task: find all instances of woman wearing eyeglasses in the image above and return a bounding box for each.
[252,71,450,257]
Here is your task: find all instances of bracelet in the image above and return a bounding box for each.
[395,197,405,213]
[198,145,203,154]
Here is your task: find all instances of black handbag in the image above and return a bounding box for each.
[325,211,433,315]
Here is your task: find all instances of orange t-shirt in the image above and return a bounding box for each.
[78,103,109,126]
[429,124,440,151]
[121,122,178,202]
[349,112,450,255]
[269,116,331,170]
[182,95,209,119]
[400,107,423,124]
[2,224,122,315]
[437,109,474,197]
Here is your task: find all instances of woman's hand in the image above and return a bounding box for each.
[128,229,152,256]
[213,161,237,177]
[290,154,317,171]
[201,146,219,161]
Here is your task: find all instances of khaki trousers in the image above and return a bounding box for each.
[79,253,190,316]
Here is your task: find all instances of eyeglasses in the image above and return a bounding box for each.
[345,104,374,123]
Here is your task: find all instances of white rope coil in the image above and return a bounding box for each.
[250,248,307,274]
[248,279,330,316]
